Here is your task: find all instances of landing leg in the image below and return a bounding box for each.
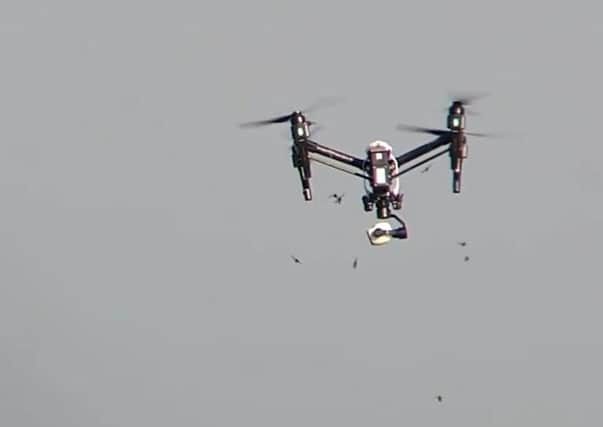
[297,167,312,201]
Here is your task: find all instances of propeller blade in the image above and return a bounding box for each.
[302,96,346,114]
[466,131,512,139]
[396,124,449,136]
[239,96,343,129]
[449,91,490,105]
[239,113,294,128]
[465,131,490,137]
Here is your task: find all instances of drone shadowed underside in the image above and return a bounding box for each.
[240,94,496,245]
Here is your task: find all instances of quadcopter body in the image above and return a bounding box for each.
[240,96,491,245]
[362,140,402,219]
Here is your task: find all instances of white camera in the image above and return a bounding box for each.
[366,222,394,246]
[366,221,408,245]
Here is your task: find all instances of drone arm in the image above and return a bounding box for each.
[306,140,365,171]
[392,147,450,178]
[308,154,370,180]
[395,135,451,167]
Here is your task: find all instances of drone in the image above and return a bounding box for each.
[241,95,492,245]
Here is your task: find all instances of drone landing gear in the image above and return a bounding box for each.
[293,145,313,201]
[299,172,312,201]
[452,170,461,194]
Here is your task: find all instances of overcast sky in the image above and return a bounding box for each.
[1,1,603,426]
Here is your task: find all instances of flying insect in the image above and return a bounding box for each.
[240,95,493,245]
[329,193,345,204]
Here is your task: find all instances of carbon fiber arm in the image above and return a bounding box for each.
[395,134,451,167]
[306,139,365,171]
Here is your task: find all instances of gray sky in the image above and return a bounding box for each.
[1,1,602,426]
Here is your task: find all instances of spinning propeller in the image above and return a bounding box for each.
[239,112,319,128]
[397,92,492,136]
[396,93,494,193]
[239,97,344,201]
[395,124,491,138]
[239,96,344,128]
[448,91,488,105]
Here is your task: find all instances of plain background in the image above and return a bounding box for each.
[1,1,602,426]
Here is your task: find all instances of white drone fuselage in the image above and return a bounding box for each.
[364,140,400,198]
[362,140,406,245]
